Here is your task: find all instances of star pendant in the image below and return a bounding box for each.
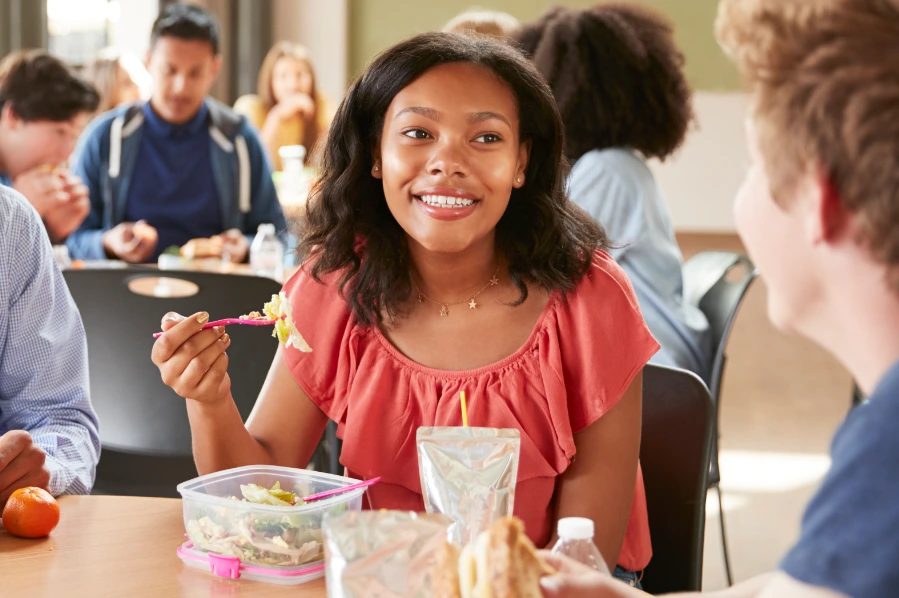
[469,299,477,309]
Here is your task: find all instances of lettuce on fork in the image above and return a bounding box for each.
[263,293,312,352]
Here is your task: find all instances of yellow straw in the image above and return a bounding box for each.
[460,391,469,427]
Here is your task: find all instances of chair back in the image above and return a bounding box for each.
[682,252,757,485]
[682,251,757,405]
[639,364,715,594]
[64,268,283,496]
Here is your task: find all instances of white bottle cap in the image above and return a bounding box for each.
[557,517,594,540]
[257,223,276,235]
[278,145,307,161]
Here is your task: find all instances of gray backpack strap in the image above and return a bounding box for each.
[206,97,243,138]
[108,104,144,179]
[206,98,251,213]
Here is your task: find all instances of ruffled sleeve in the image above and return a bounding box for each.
[552,250,660,434]
[279,266,357,424]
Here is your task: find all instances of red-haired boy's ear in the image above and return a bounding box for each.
[811,172,850,244]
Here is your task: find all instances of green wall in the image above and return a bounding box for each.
[348,0,739,92]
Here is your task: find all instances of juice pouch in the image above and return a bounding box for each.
[416,427,521,546]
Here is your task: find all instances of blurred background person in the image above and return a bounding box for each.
[83,48,151,116]
[443,8,521,40]
[67,3,285,264]
[233,41,333,170]
[517,4,713,381]
[0,50,99,243]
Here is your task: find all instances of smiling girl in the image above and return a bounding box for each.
[152,33,659,583]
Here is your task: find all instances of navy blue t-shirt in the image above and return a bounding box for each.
[781,360,899,597]
[125,102,222,261]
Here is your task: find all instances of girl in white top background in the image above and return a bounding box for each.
[516,3,713,380]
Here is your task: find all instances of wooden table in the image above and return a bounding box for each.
[0,496,327,597]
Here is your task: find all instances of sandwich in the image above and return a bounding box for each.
[437,517,556,598]
[433,541,462,598]
[181,236,223,259]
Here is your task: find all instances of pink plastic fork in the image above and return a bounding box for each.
[151,317,277,338]
[302,477,382,502]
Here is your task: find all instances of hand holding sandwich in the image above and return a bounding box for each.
[216,228,249,263]
[103,219,158,262]
[13,167,90,242]
[539,551,645,597]
[43,171,90,242]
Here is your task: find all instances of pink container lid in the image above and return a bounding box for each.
[177,541,325,584]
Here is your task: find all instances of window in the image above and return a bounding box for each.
[47,0,114,67]
[47,0,159,67]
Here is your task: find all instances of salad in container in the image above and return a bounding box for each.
[177,465,365,585]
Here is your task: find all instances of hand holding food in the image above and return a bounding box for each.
[11,165,67,218]
[537,552,628,597]
[150,293,311,348]
[132,220,158,245]
[151,311,232,405]
[0,430,52,509]
[102,219,158,263]
[215,228,249,263]
[43,173,90,242]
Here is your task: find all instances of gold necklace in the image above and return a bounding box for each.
[410,266,501,316]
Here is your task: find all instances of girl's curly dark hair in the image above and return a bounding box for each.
[516,3,693,163]
[299,32,607,326]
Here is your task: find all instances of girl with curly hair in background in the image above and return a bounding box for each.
[517,3,713,382]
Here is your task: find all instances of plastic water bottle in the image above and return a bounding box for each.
[278,145,308,204]
[551,517,606,571]
[250,223,284,280]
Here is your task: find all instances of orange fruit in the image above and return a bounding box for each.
[2,487,60,538]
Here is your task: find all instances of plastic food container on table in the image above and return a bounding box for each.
[176,465,365,585]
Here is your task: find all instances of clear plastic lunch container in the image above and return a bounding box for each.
[176,465,365,585]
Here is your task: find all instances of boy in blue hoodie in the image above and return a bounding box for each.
[68,3,286,263]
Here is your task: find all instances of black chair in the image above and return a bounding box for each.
[640,363,715,594]
[63,268,338,497]
[682,251,758,586]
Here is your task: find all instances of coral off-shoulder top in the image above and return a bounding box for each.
[280,250,659,570]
